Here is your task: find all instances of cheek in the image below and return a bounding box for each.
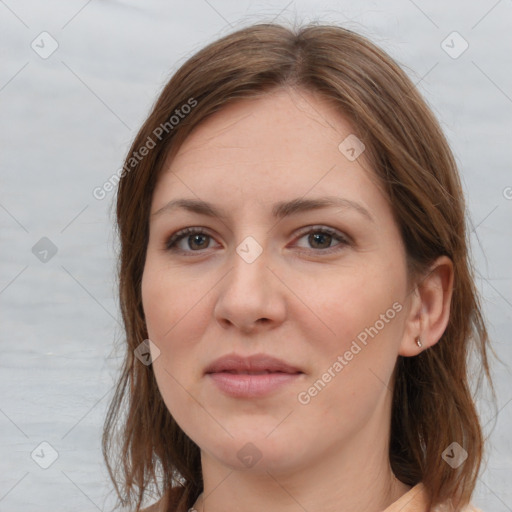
[297,297,404,438]
[299,266,406,406]
[141,259,210,420]
[305,263,404,352]
[141,257,205,342]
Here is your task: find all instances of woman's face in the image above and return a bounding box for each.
[142,88,414,475]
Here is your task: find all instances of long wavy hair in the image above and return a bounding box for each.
[103,21,497,512]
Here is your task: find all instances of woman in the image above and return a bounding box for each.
[103,22,495,512]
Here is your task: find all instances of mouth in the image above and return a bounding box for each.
[206,371,303,398]
[214,370,298,375]
[204,353,303,375]
[204,353,304,398]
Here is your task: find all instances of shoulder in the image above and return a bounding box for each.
[140,499,167,512]
[384,483,484,512]
[434,504,483,512]
[140,486,185,512]
[140,503,162,512]
[456,505,483,512]
[433,496,483,512]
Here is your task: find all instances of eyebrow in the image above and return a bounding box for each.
[151,196,374,223]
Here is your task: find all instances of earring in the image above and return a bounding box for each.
[415,336,423,348]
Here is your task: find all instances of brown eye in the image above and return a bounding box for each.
[164,225,350,256]
[294,226,350,253]
[308,232,333,249]
[185,233,210,250]
[165,228,216,253]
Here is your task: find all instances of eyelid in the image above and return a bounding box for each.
[293,225,352,246]
[164,226,217,252]
[164,224,351,255]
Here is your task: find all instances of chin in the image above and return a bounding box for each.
[200,430,304,474]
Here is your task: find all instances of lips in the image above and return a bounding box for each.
[204,353,303,375]
[205,353,303,398]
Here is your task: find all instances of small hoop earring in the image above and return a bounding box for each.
[415,336,423,348]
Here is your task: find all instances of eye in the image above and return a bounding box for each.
[164,225,350,255]
[165,227,217,253]
[293,225,350,253]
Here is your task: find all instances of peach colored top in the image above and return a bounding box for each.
[141,483,483,512]
[384,483,482,512]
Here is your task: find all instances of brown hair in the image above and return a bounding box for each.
[103,21,497,512]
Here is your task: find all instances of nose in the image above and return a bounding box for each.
[213,242,286,334]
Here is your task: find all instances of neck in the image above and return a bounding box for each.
[193,432,411,512]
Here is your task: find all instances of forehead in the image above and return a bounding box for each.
[170,88,356,167]
[153,88,386,217]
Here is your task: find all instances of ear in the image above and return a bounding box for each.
[398,255,454,357]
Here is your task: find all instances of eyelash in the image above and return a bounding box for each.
[164,225,351,256]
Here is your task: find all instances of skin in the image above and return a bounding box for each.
[141,87,454,512]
